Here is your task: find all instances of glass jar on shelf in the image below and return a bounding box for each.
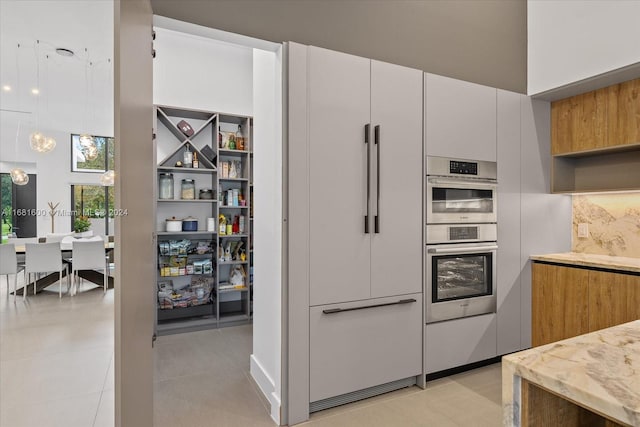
[181,179,195,200]
[158,173,174,199]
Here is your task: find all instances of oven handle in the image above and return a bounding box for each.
[427,177,497,187]
[322,298,416,315]
[427,245,498,254]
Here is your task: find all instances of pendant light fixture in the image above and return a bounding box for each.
[100,170,115,186]
[29,40,56,153]
[11,120,29,186]
[79,49,97,160]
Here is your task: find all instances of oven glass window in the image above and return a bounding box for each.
[432,188,493,213]
[432,252,492,302]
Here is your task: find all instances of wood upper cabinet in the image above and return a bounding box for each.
[551,78,640,155]
[532,263,589,347]
[607,78,640,147]
[551,88,608,155]
[533,262,640,346]
[588,270,640,332]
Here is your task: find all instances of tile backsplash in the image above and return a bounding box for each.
[572,193,640,258]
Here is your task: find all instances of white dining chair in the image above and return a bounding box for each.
[70,239,109,295]
[24,242,70,299]
[0,244,25,303]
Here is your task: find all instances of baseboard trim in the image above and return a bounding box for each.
[426,356,502,382]
[250,354,280,425]
[309,376,417,413]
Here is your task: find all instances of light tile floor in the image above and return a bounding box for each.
[1,273,503,427]
[0,275,114,427]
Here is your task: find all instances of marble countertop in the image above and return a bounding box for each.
[503,320,640,426]
[530,252,640,273]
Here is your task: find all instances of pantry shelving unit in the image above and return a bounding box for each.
[154,105,253,335]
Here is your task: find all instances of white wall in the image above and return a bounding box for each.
[528,0,640,94]
[250,47,282,425]
[152,27,253,115]
[0,110,112,237]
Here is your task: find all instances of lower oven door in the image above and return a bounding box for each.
[426,242,497,323]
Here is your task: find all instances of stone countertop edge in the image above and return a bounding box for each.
[502,320,640,427]
[530,252,640,273]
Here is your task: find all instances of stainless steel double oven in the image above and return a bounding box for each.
[425,156,498,323]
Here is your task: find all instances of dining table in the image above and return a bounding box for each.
[12,241,115,296]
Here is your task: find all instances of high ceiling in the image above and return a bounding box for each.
[0,0,114,135]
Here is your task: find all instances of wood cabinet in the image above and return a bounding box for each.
[532,262,640,346]
[424,73,497,162]
[532,263,589,346]
[551,78,640,155]
[551,78,640,193]
[551,88,609,155]
[307,46,423,306]
[588,270,640,332]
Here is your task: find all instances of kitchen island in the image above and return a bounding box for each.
[503,320,640,427]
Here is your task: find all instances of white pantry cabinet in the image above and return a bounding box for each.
[425,73,497,162]
[308,46,423,306]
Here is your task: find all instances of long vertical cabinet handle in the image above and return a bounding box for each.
[364,124,370,234]
[374,125,380,233]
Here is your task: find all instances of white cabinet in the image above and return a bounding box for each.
[310,294,422,402]
[496,90,522,355]
[520,98,571,348]
[308,47,423,306]
[308,47,371,306]
[425,314,497,374]
[424,73,497,162]
[370,60,423,298]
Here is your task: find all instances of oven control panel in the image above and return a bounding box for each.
[449,226,478,241]
[449,160,478,175]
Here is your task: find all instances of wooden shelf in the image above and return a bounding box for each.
[158,166,216,174]
[219,149,250,156]
[157,231,216,236]
[219,205,249,209]
[218,261,249,266]
[157,199,217,203]
[219,234,249,238]
[218,286,249,294]
[219,178,248,182]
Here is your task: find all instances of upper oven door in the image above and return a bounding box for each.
[426,177,497,224]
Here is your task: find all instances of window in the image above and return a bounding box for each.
[71,134,115,172]
[71,185,115,235]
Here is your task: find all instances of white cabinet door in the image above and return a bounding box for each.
[520,97,571,348]
[497,90,522,355]
[425,73,497,162]
[370,60,423,298]
[425,314,497,374]
[310,294,422,402]
[308,47,372,306]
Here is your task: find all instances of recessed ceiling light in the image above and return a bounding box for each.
[55,48,74,57]
[2,85,11,91]
[31,88,40,95]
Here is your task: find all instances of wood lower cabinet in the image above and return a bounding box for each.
[588,270,640,332]
[532,262,640,346]
[532,263,589,346]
